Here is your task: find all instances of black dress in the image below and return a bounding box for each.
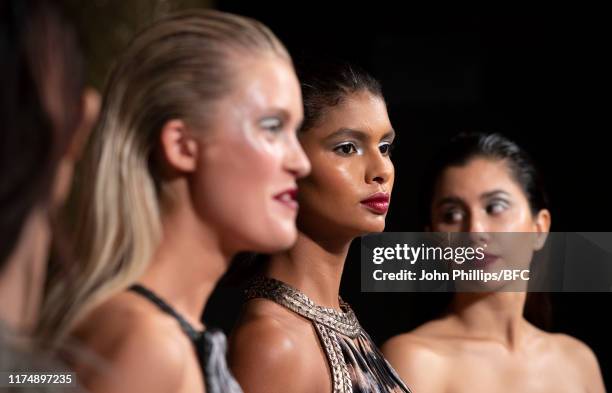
[129,284,242,393]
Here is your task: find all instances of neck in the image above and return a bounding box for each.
[0,207,50,334]
[450,292,529,349]
[266,232,352,309]
[139,202,231,331]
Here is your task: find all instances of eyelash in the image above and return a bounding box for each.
[379,142,394,156]
[440,200,509,224]
[333,141,395,156]
[334,142,359,156]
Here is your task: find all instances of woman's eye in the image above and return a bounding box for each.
[379,142,394,156]
[442,209,463,224]
[260,117,283,132]
[486,201,509,215]
[333,142,358,156]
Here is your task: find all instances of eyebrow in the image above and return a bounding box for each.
[324,127,396,142]
[435,196,464,208]
[480,190,511,200]
[435,190,511,208]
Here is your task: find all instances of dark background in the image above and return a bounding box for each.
[202,3,612,388]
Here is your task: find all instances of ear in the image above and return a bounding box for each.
[159,119,198,173]
[533,208,551,251]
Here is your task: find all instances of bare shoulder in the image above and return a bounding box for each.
[549,333,599,367]
[383,317,460,358]
[548,333,605,390]
[228,299,320,393]
[382,323,451,393]
[71,292,190,393]
[382,329,450,368]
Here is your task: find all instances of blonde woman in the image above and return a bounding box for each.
[229,61,410,393]
[39,10,310,393]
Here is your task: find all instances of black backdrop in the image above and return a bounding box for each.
[203,4,611,388]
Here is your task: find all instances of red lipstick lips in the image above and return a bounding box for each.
[360,192,390,214]
[274,188,298,211]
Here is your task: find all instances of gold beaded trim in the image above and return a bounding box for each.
[314,323,352,393]
[245,276,361,338]
[245,276,359,393]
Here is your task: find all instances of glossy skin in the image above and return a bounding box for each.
[382,158,606,393]
[229,91,396,393]
[72,56,310,393]
[189,54,311,253]
[296,92,395,239]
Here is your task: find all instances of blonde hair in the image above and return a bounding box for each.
[38,9,290,345]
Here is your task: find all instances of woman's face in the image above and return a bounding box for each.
[192,55,310,254]
[430,157,550,289]
[430,157,546,233]
[296,91,395,240]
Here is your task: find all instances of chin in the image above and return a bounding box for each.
[363,216,387,233]
[254,226,297,253]
[350,221,386,237]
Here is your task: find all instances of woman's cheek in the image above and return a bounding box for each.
[333,160,362,190]
[498,208,534,232]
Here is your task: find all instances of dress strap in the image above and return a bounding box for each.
[129,284,201,341]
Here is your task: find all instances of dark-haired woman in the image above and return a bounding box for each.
[0,0,98,388]
[382,133,605,393]
[229,61,411,393]
[0,0,98,345]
